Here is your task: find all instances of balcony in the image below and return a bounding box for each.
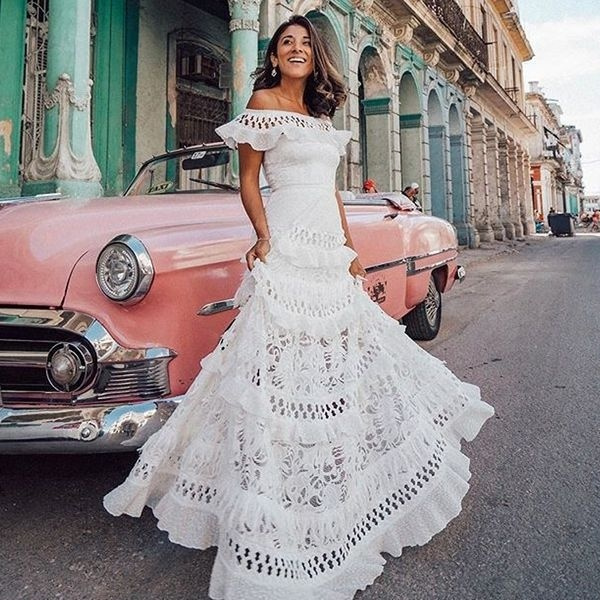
[421,0,488,69]
[541,145,563,164]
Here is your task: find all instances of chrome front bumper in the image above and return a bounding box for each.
[0,397,179,453]
[0,307,178,453]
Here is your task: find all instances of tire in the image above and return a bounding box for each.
[404,275,442,341]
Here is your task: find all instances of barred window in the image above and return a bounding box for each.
[21,0,49,172]
[175,40,230,146]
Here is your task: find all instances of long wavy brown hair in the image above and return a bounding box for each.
[252,15,347,118]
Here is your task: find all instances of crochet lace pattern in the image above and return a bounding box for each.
[104,109,493,600]
[216,109,351,155]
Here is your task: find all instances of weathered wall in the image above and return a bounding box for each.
[136,0,229,165]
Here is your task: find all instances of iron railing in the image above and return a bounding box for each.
[422,0,488,68]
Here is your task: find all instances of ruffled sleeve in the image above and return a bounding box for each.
[215,110,351,155]
[215,111,283,151]
[332,129,352,156]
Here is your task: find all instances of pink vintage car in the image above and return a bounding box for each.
[0,144,464,453]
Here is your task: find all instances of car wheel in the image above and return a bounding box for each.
[404,275,442,341]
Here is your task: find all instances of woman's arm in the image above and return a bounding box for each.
[238,142,270,270]
[336,189,367,279]
[237,90,284,269]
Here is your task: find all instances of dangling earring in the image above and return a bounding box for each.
[313,69,319,81]
[271,66,277,78]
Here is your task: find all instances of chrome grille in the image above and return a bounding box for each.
[96,360,170,402]
[0,311,174,407]
[0,324,96,394]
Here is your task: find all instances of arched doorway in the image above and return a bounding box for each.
[449,104,468,244]
[305,11,344,101]
[358,46,391,191]
[306,10,346,188]
[427,90,447,219]
[398,72,423,193]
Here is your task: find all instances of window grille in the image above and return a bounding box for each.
[21,0,49,173]
[176,89,228,146]
[174,39,229,147]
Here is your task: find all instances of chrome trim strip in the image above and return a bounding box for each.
[198,299,235,316]
[0,193,63,206]
[404,247,456,262]
[0,350,47,368]
[365,258,407,274]
[407,258,453,276]
[364,248,456,275]
[0,308,175,364]
[0,398,179,453]
[195,248,458,309]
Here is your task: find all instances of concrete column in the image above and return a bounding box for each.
[497,133,515,239]
[23,0,101,198]
[347,62,362,192]
[470,116,494,242]
[228,0,260,119]
[507,138,524,238]
[515,146,528,234]
[228,0,260,181]
[0,0,27,197]
[464,112,480,248]
[485,124,506,240]
[518,147,535,234]
[389,83,402,193]
[362,97,393,192]
[449,131,476,246]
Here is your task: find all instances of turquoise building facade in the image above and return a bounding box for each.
[1,0,537,246]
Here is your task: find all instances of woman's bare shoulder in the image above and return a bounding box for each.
[246,89,281,110]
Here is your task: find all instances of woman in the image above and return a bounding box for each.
[104,15,494,599]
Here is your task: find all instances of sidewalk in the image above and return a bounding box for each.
[457,235,544,270]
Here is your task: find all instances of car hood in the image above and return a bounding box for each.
[0,193,246,306]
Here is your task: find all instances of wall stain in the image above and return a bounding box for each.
[0,119,13,155]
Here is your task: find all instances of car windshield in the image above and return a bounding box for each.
[125,145,238,196]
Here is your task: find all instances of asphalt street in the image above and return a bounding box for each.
[1,233,599,600]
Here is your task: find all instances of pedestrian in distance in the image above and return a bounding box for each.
[104,13,494,600]
[403,182,422,211]
[362,178,378,193]
[589,209,600,232]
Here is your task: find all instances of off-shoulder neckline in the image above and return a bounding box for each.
[244,108,319,119]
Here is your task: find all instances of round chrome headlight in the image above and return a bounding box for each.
[96,235,154,304]
[46,342,95,392]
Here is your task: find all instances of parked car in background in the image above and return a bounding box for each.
[0,144,464,453]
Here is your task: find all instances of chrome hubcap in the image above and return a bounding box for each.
[424,279,440,326]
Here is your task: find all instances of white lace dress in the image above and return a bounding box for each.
[104,108,494,600]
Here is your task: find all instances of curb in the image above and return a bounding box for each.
[457,235,542,269]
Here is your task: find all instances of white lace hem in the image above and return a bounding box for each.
[105,439,477,600]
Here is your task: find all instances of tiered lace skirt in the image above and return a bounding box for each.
[104,224,493,600]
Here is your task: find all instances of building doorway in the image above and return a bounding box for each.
[449,103,467,241]
[427,90,447,219]
[398,72,423,195]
